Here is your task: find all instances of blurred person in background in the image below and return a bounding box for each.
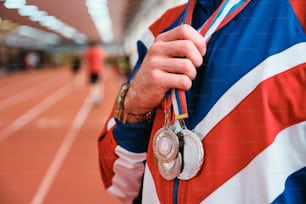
[25,50,39,71]
[70,53,82,88]
[5,48,24,73]
[84,41,105,105]
[0,45,7,73]
[98,0,306,203]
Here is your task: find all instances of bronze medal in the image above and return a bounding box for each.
[158,153,182,180]
[153,127,179,163]
[177,128,204,180]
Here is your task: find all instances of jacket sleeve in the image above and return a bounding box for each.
[97,4,187,203]
[98,117,153,203]
[97,39,154,204]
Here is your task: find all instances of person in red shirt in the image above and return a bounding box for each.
[84,41,105,104]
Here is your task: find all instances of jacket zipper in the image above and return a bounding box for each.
[173,179,180,204]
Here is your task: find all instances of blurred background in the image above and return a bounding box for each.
[0,0,186,74]
[0,0,186,203]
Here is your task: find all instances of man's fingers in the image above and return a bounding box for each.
[149,40,203,67]
[156,24,206,56]
[156,70,193,91]
[152,57,197,80]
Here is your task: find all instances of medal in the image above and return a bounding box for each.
[153,108,179,163]
[153,127,179,163]
[153,91,204,180]
[177,128,204,180]
[153,102,183,180]
[157,153,182,180]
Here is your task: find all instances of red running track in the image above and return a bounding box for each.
[0,66,125,204]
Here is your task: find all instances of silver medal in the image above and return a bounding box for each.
[154,110,204,180]
[158,153,182,180]
[153,127,179,163]
[177,128,204,180]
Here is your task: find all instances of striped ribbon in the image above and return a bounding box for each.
[171,0,250,120]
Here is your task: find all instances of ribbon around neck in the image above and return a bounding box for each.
[168,0,250,121]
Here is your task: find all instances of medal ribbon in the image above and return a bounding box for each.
[163,91,175,124]
[171,0,250,120]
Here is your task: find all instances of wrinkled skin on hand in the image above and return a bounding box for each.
[124,24,207,115]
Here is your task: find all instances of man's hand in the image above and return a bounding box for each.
[124,24,207,115]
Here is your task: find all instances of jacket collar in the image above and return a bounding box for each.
[196,0,222,9]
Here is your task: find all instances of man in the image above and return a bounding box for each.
[84,41,105,104]
[98,0,306,203]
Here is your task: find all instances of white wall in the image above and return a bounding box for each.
[123,0,187,68]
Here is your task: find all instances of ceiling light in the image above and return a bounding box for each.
[86,0,114,43]
[18,5,38,16]
[29,10,48,22]
[4,0,25,9]
[74,33,87,44]
[16,25,60,45]
[61,26,76,38]
[4,0,88,44]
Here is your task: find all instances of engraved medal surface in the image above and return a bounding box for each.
[158,153,182,180]
[153,127,179,163]
[177,129,204,180]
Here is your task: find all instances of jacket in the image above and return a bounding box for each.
[98,0,306,203]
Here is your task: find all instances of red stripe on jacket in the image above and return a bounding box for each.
[146,64,306,203]
[290,0,306,32]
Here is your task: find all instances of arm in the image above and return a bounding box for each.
[98,24,206,203]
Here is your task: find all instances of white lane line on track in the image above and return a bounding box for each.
[30,95,92,204]
[0,84,71,142]
[0,77,66,111]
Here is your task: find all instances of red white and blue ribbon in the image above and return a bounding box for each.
[170,0,250,121]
